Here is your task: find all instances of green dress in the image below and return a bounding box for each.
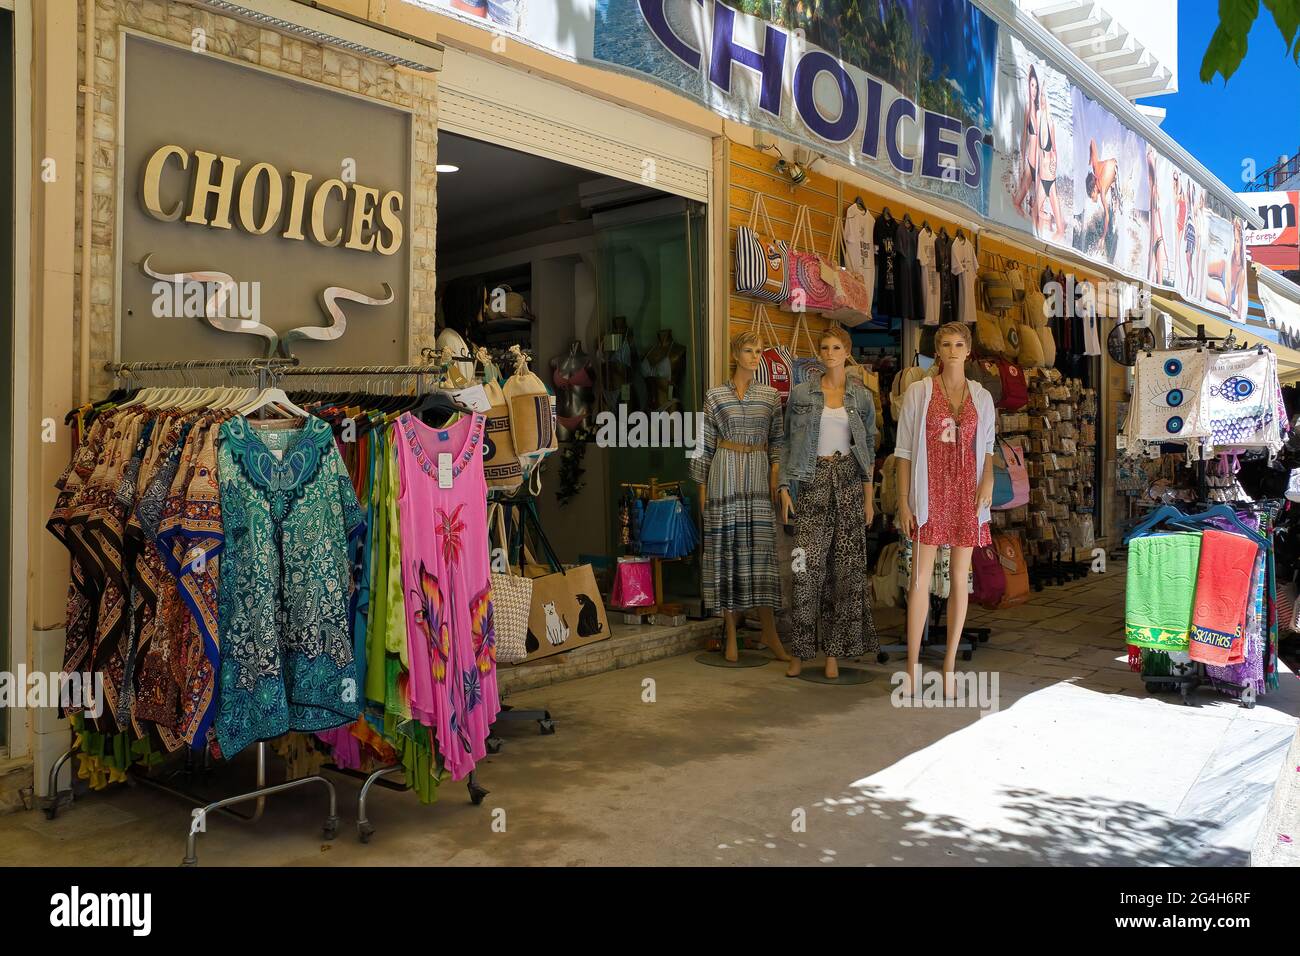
[215,415,365,758]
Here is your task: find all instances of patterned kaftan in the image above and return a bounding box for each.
[394,411,500,782]
[215,415,365,759]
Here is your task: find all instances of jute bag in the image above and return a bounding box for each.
[734,193,790,303]
[479,349,523,492]
[488,502,531,664]
[503,346,557,483]
[979,255,1015,312]
[518,500,610,661]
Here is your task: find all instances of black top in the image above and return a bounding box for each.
[874,213,900,318]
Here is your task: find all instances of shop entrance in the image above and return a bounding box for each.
[435,130,708,600]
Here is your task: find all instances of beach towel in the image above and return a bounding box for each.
[1188,529,1259,665]
[1204,349,1280,452]
[1130,350,1209,444]
[1207,550,1266,694]
[1125,532,1202,667]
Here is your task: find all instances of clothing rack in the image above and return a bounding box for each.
[1132,498,1280,709]
[54,358,489,861]
[618,478,686,617]
[50,358,340,865]
[279,361,513,838]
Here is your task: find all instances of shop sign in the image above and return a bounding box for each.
[141,144,405,255]
[1237,191,1299,248]
[413,0,1251,313]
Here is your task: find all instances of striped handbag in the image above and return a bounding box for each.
[734,193,790,303]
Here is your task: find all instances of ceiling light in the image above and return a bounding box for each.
[436,164,460,173]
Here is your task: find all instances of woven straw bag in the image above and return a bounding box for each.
[489,503,532,665]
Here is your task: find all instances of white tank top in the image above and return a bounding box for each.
[817,406,851,456]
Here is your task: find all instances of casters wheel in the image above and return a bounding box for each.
[1241,685,1257,709]
[322,816,340,841]
[1145,681,1160,693]
[44,808,57,821]
[876,652,889,665]
[486,736,503,755]
[468,782,489,805]
[538,719,556,735]
[358,821,376,844]
[961,650,973,662]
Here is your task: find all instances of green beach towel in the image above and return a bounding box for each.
[1125,532,1202,655]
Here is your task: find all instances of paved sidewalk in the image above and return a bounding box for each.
[1,568,1295,866]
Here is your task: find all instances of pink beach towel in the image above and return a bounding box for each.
[1188,529,1259,665]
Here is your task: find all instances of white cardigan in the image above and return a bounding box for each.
[893,377,997,532]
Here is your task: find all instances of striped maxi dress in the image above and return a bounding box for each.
[690,381,784,612]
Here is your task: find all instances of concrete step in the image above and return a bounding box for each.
[499,619,724,696]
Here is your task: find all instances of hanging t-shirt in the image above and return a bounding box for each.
[934,232,956,325]
[895,219,919,322]
[950,235,978,324]
[873,214,900,318]
[916,228,939,326]
[394,411,500,782]
[842,202,876,296]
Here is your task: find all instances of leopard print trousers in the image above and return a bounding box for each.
[790,453,878,660]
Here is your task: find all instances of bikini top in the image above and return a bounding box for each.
[640,354,674,379]
[553,364,595,389]
[1038,113,1052,153]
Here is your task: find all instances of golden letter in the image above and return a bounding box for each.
[141,144,188,222]
[344,184,380,252]
[237,162,284,235]
[310,178,348,247]
[282,170,314,242]
[375,190,404,256]
[185,150,241,229]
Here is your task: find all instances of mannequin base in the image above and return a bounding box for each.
[695,650,770,668]
[795,666,873,685]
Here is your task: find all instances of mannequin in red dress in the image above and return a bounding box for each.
[895,324,995,700]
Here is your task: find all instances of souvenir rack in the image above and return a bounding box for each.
[617,477,688,618]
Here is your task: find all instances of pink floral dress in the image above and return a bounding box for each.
[394,411,499,781]
[917,383,991,549]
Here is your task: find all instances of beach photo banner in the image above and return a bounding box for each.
[410,1,1248,313]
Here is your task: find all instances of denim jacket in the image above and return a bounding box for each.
[777,373,877,496]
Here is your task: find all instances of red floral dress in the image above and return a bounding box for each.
[918,383,991,548]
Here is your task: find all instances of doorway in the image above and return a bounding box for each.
[435,129,707,599]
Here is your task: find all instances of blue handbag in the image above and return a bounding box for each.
[639,497,698,560]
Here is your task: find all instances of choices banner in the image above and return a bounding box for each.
[412,0,1248,318]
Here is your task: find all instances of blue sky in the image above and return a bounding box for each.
[1147,0,1300,192]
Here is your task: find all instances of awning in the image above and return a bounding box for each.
[1254,264,1300,339]
[1152,293,1300,384]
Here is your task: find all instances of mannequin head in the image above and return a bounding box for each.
[731,331,763,373]
[818,326,852,371]
[936,322,972,371]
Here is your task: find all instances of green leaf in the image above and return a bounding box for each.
[1262,0,1300,48]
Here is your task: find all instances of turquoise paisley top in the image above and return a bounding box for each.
[215,415,366,758]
